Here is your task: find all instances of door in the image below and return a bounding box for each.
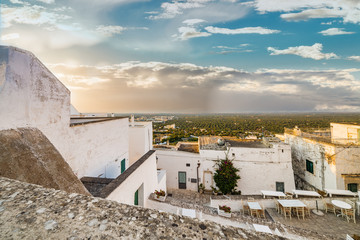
[178,171,186,189]
[276,182,285,193]
[121,159,126,173]
[204,171,213,190]
[134,190,138,205]
[348,183,358,192]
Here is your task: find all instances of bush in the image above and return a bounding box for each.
[155,190,166,198]
[219,205,231,213]
[213,152,240,195]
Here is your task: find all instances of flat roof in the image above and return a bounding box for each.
[70,117,126,126]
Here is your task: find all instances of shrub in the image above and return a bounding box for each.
[219,205,231,213]
[213,151,240,195]
[155,190,166,198]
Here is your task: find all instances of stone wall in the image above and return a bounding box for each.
[0,177,278,239]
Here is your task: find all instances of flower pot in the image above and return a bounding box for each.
[217,207,231,218]
[155,194,167,202]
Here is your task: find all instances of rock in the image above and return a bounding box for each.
[87,218,99,227]
[68,212,75,219]
[150,214,157,218]
[36,208,47,214]
[44,220,58,230]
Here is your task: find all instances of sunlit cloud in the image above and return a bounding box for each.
[205,26,280,35]
[348,56,360,61]
[0,33,20,41]
[268,43,338,60]
[319,28,355,36]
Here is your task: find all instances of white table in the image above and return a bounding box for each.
[357,201,360,216]
[292,190,321,198]
[181,208,196,218]
[278,199,306,208]
[331,200,351,210]
[248,202,262,210]
[253,224,272,234]
[261,190,286,199]
[325,189,358,197]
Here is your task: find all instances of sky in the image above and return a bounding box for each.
[1,0,360,113]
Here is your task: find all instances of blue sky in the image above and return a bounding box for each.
[1,0,360,113]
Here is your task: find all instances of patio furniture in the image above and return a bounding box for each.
[261,190,286,199]
[248,197,255,201]
[321,197,337,215]
[253,224,272,234]
[358,191,360,216]
[345,199,355,208]
[248,202,261,217]
[257,203,266,218]
[296,207,305,220]
[331,200,352,217]
[292,190,321,198]
[303,201,311,217]
[273,198,280,213]
[181,208,196,218]
[344,208,356,223]
[325,189,358,197]
[241,200,250,215]
[278,200,306,219]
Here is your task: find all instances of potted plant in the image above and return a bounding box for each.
[199,183,205,194]
[218,205,232,218]
[211,186,219,196]
[154,190,166,202]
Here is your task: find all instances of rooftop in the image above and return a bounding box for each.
[0,177,278,239]
[70,117,126,127]
[199,136,268,150]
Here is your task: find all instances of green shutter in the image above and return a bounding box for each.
[306,160,314,174]
[134,190,138,205]
[121,159,126,173]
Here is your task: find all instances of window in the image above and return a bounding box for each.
[276,182,284,193]
[232,153,235,157]
[306,160,314,174]
[186,163,190,167]
[348,183,358,192]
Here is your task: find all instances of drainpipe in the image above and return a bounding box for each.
[197,162,201,193]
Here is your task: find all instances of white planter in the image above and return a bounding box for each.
[154,194,167,202]
[218,207,232,218]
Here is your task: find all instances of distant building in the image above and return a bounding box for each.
[164,124,176,129]
[0,46,164,207]
[284,123,360,192]
[157,136,295,195]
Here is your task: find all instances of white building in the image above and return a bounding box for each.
[157,136,295,195]
[284,123,360,192]
[0,46,163,207]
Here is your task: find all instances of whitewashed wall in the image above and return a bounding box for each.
[68,119,129,178]
[200,143,295,195]
[106,152,158,208]
[129,122,153,165]
[156,150,201,192]
[0,46,130,179]
[157,170,167,193]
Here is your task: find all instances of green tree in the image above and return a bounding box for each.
[213,151,240,195]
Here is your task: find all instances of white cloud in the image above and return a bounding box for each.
[348,56,360,61]
[176,26,211,40]
[36,0,55,4]
[267,43,338,60]
[319,28,355,36]
[205,26,280,34]
[0,33,20,41]
[1,5,71,28]
[315,104,360,111]
[96,25,126,36]
[183,19,206,26]
[254,0,360,24]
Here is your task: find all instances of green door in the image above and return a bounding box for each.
[348,183,358,192]
[276,182,285,193]
[121,159,126,173]
[134,190,138,205]
[178,172,186,189]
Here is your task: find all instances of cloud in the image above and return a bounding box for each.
[0,33,20,41]
[205,26,280,34]
[254,0,360,24]
[36,0,55,4]
[96,25,126,36]
[176,26,211,40]
[267,43,338,60]
[1,4,71,28]
[211,44,252,55]
[183,19,206,26]
[348,56,360,61]
[315,104,360,111]
[319,28,355,36]
[47,62,360,112]
[149,0,210,20]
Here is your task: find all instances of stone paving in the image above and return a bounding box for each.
[165,189,359,240]
[268,208,360,240]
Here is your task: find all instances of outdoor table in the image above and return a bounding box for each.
[292,190,321,198]
[261,190,286,199]
[278,199,306,208]
[331,200,351,217]
[325,189,358,197]
[248,202,262,210]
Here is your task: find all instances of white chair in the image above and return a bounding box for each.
[357,191,360,216]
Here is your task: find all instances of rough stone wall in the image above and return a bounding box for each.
[0,128,90,196]
[0,177,278,240]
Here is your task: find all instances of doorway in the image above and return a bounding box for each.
[178,171,186,189]
[203,171,213,190]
